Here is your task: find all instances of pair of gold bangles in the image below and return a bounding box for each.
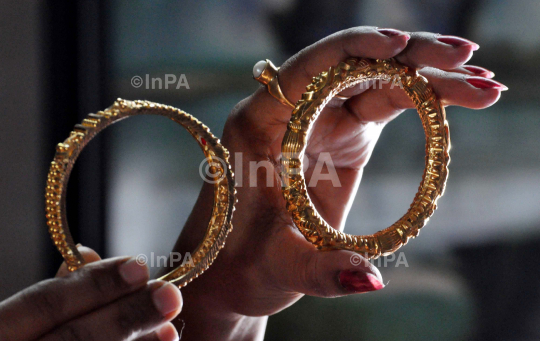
[46,58,450,287]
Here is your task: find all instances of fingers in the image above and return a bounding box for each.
[278,30,479,107]
[135,323,179,341]
[450,65,495,79]
[38,281,182,341]
[345,68,505,123]
[244,28,485,144]
[396,33,479,70]
[56,245,102,277]
[278,26,410,105]
[276,232,384,298]
[301,248,383,297]
[0,255,149,341]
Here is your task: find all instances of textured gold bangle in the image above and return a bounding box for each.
[45,99,236,287]
[281,58,450,259]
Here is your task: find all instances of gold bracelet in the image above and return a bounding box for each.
[45,99,236,287]
[281,58,450,259]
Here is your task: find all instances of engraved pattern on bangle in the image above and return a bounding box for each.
[45,99,236,287]
[281,58,451,259]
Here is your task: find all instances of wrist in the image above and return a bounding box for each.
[169,183,268,340]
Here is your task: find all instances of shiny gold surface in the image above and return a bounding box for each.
[45,99,236,287]
[281,58,450,259]
[254,59,295,108]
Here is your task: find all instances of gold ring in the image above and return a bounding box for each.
[281,58,450,259]
[45,99,236,287]
[253,59,295,108]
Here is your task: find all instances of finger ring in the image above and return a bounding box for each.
[45,99,236,287]
[281,58,450,259]
[253,59,295,108]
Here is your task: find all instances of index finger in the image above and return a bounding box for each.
[279,26,410,106]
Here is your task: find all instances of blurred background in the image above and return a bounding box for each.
[1,0,539,340]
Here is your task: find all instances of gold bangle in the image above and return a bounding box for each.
[281,58,450,259]
[45,99,236,287]
[253,59,295,109]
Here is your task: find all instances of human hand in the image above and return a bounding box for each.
[173,27,505,340]
[0,246,182,341]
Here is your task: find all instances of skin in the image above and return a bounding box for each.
[171,27,504,340]
[0,246,182,341]
[0,27,505,341]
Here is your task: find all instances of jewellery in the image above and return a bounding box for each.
[253,59,295,108]
[281,58,450,259]
[45,99,236,287]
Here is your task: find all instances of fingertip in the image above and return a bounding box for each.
[151,281,183,320]
[156,322,179,341]
[76,245,102,264]
[338,270,385,294]
[377,28,411,41]
[462,65,495,79]
[338,27,410,60]
[467,88,503,109]
[374,28,410,58]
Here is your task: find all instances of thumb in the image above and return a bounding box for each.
[55,245,102,278]
[292,248,384,298]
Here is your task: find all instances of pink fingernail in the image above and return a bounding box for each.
[152,282,183,317]
[156,322,179,341]
[463,65,495,78]
[377,28,410,41]
[437,35,479,50]
[339,270,384,293]
[466,77,508,91]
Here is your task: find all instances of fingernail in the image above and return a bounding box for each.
[339,270,384,293]
[153,282,183,317]
[75,243,82,248]
[463,65,495,78]
[437,35,479,50]
[119,258,149,285]
[156,322,179,341]
[377,28,410,41]
[466,76,508,91]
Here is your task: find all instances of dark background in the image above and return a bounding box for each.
[1,1,539,340]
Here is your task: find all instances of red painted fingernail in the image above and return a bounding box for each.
[437,35,479,50]
[339,270,384,293]
[466,77,508,91]
[377,28,410,41]
[463,65,495,78]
